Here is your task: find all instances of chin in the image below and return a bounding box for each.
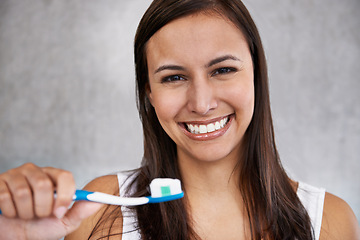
[192,148,237,163]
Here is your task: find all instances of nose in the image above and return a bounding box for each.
[187,75,218,115]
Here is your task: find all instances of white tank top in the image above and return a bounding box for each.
[117,173,325,240]
[296,182,326,240]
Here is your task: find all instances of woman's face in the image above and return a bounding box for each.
[146,13,254,163]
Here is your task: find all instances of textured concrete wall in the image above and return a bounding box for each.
[0,0,359,221]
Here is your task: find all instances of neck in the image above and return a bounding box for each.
[177,147,242,199]
[177,147,249,239]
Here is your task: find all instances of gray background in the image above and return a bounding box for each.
[0,0,359,223]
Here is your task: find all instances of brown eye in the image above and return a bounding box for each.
[161,75,186,83]
[212,67,237,76]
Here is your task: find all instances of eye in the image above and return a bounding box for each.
[161,75,186,83]
[212,67,237,76]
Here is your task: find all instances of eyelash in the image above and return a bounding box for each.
[161,67,237,83]
[211,67,237,76]
[161,75,186,83]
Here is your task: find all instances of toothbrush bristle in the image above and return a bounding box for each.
[161,186,171,196]
[150,178,182,198]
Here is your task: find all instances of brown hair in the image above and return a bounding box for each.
[91,0,314,239]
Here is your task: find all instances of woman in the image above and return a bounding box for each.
[0,0,358,239]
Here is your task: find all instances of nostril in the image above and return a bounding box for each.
[189,100,218,115]
[191,105,211,115]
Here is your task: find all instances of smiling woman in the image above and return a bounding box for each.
[0,0,359,240]
[146,13,254,164]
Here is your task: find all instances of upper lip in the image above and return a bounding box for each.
[180,114,231,125]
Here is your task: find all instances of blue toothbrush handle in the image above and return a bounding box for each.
[73,189,94,201]
[0,190,94,215]
[146,192,184,203]
[0,190,184,214]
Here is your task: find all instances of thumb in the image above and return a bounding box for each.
[60,201,103,234]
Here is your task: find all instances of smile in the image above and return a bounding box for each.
[185,116,229,134]
[180,115,233,141]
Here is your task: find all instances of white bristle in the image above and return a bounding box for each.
[149,178,182,198]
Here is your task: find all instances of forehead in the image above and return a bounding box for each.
[145,13,250,66]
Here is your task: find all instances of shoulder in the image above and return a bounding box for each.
[320,192,360,240]
[65,174,123,240]
[85,174,120,193]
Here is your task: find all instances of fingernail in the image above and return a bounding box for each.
[54,206,67,219]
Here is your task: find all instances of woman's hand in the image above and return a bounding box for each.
[0,163,102,240]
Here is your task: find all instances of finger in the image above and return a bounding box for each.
[42,167,76,218]
[6,173,34,219]
[25,170,54,218]
[0,180,17,218]
[61,201,103,234]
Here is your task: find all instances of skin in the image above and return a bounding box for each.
[146,12,255,239]
[0,163,103,240]
[0,13,359,240]
[146,13,255,166]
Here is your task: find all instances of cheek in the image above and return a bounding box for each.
[227,80,255,116]
[151,90,184,124]
[243,83,255,112]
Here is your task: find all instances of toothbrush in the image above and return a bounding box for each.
[74,178,184,206]
[0,178,184,215]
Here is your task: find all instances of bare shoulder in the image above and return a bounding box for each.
[65,174,124,240]
[84,174,119,193]
[320,192,360,240]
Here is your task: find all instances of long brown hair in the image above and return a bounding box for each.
[91,0,314,239]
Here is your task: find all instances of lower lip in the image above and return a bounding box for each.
[180,115,233,141]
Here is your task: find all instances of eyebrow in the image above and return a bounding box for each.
[205,54,242,68]
[153,54,241,74]
[154,65,186,74]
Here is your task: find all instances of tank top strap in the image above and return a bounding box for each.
[117,172,142,240]
[296,182,326,240]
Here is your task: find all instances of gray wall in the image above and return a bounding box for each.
[0,0,359,222]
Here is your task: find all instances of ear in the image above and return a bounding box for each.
[145,83,153,106]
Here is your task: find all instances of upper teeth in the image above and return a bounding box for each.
[186,116,229,134]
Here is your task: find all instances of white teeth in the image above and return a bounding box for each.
[194,125,199,134]
[199,125,207,134]
[189,124,194,132]
[207,123,215,132]
[186,116,229,134]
